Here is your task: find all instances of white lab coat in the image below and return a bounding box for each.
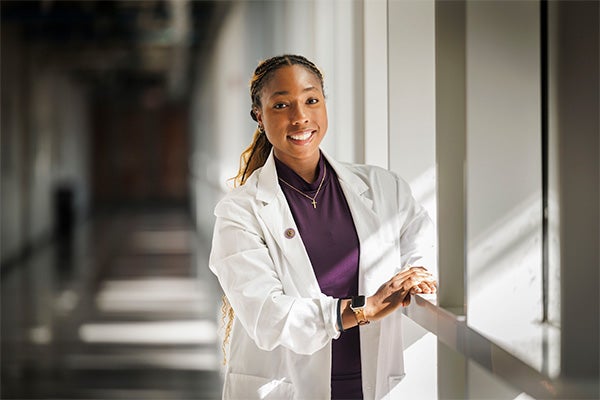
[209,150,433,400]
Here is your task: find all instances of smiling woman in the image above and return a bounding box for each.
[209,54,437,400]
[234,55,329,187]
[254,64,328,182]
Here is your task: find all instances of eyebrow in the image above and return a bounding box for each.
[269,86,318,99]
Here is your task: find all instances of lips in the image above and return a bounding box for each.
[288,130,315,142]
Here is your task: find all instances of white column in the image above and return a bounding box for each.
[435,3,468,396]
[435,0,466,314]
[363,0,388,168]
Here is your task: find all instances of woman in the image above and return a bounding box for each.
[209,54,436,400]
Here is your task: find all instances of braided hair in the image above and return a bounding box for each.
[221,55,324,365]
[232,54,325,187]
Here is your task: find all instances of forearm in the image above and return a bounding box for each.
[337,267,437,332]
[338,295,399,331]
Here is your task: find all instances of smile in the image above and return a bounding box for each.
[288,130,314,142]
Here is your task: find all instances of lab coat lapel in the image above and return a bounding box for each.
[324,153,387,295]
[256,152,322,297]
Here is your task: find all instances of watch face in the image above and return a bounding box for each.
[352,295,366,309]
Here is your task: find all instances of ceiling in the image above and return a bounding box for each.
[0,0,229,101]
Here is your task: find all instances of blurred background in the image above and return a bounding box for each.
[1,1,229,398]
[1,0,597,399]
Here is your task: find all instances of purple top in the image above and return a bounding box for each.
[275,153,363,400]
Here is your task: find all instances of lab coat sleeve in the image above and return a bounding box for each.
[209,198,339,355]
[395,176,436,276]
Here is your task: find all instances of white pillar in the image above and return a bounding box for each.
[363,0,388,168]
[435,0,466,314]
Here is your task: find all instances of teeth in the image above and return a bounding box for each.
[289,131,312,141]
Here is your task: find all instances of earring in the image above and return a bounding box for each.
[258,124,265,133]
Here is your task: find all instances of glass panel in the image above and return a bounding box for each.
[464,0,555,375]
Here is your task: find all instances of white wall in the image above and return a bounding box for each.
[388,0,437,260]
[317,0,363,164]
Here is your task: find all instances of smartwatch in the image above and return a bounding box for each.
[350,295,370,326]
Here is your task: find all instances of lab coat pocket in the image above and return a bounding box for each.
[226,373,295,399]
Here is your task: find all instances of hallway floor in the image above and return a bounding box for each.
[1,208,223,399]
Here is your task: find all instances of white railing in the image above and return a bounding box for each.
[403,294,597,398]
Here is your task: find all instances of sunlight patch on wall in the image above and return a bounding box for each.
[409,166,437,224]
[409,166,437,275]
[467,194,558,376]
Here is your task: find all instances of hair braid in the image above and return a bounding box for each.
[222,55,324,365]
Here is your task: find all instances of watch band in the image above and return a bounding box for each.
[353,307,370,326]
[350,295,370,326]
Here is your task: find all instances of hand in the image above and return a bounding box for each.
[366,266,437,321]
[409,277,437,296]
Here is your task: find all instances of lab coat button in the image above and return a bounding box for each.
[284,228,295,239]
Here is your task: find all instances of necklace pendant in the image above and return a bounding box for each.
[312,200,317,209]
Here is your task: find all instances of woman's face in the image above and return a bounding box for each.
[255,65,328,170]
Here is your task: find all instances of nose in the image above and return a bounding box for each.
[291,103,309,125]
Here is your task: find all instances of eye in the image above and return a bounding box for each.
[307,98,319,105]
[273,103,288,109]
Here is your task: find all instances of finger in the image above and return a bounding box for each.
[394,269,433,283]
[402,295,412,307]
[419,282,436,294]
[412,283,426,294]
[420,283,434,294]
[411,274,436,285]
[394,275,430,293]
[410,286,423,294]
[414,280,433,293]
[428,281,438,292]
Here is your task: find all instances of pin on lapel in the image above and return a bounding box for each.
[284,228,295,239]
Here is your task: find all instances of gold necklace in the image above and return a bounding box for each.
[278,168,327,209]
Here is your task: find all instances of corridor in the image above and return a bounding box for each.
[1,208,223,399]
